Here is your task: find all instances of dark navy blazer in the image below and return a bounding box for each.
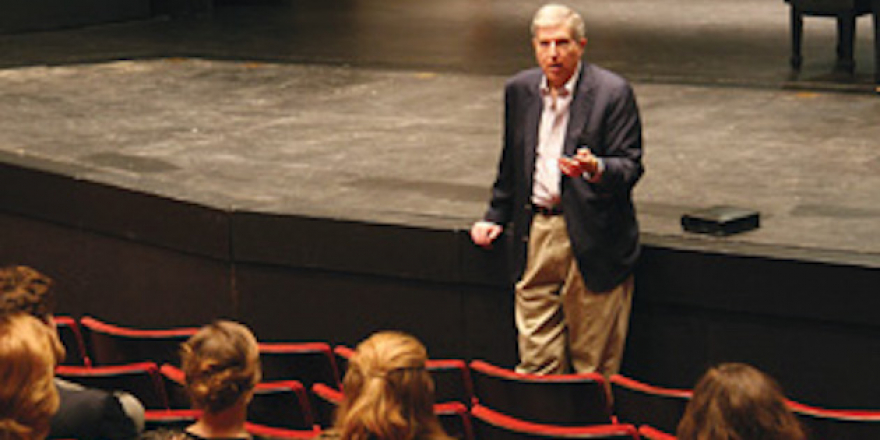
[484,62,644,292]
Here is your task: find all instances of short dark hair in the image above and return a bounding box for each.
[0,266,56,322]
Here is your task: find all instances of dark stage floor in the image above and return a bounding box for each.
[1,0,879,267]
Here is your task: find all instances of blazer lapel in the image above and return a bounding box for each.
[523,80,542,192]
[565,63,595,156]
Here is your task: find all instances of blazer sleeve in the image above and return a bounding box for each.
[484,80,520,225]
[593,81,643,195]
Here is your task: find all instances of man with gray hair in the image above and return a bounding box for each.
[471,3,643,376]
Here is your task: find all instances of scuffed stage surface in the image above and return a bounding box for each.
[2,58,880,266]
[1,0,879,266]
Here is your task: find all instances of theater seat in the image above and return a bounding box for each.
[311,382,342,428]
[471,404,639,440]
[638,425,678,440]
[333,345,354,376]
[434,401,475,440]
[428,359,475,408]
[158,364,190,410]
[788,399,880,440]
[55,316,90,366]
[249,380,316,431]
[469,360,612,426]
[80,316,198,366]
[610,374,691,434]
[56,362,168,410]
[259,342,341,389]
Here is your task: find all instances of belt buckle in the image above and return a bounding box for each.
[534,204,562,216]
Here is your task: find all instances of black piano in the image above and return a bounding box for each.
[785,0,879,83]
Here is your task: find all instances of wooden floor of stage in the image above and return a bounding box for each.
[1,0,879,267]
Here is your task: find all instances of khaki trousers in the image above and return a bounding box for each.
[515,214,633,376]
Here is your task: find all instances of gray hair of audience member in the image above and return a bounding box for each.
[531,3,586,41]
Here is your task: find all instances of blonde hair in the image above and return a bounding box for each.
[334,331,450,440]
[181,320,261,413]
[677,363,805,440]
[531,4,586,41]
[0,313,64,440]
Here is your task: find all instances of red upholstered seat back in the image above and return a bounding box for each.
[469,360,612,426]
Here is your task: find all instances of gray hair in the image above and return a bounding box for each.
[531,4,586,41]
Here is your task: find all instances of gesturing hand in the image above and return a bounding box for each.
[559,147,601,178]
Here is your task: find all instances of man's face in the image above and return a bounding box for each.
[533,24,586,89]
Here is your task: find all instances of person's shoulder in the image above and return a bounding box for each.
[505,68,542,90]
[56,382,115,411]
[51,385,112,439]
[582,63,631,91]
[53,381,140,440]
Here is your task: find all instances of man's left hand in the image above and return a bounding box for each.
[559,147,601,177]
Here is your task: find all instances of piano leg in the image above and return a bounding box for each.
[835,13,857,74]
[791,7,803,69]
[873,0,880,84]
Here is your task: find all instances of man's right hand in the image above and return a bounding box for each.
[470,221,503,248]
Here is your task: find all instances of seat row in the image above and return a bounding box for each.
[55,316,880,440]
[55,358,651,440]
[56,362,319,434]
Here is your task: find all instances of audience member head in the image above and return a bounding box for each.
[677,362,805,440]
[0,313,65,440]
[0,266,55,323]
[334,331,450,440]
[181,320,261,415]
